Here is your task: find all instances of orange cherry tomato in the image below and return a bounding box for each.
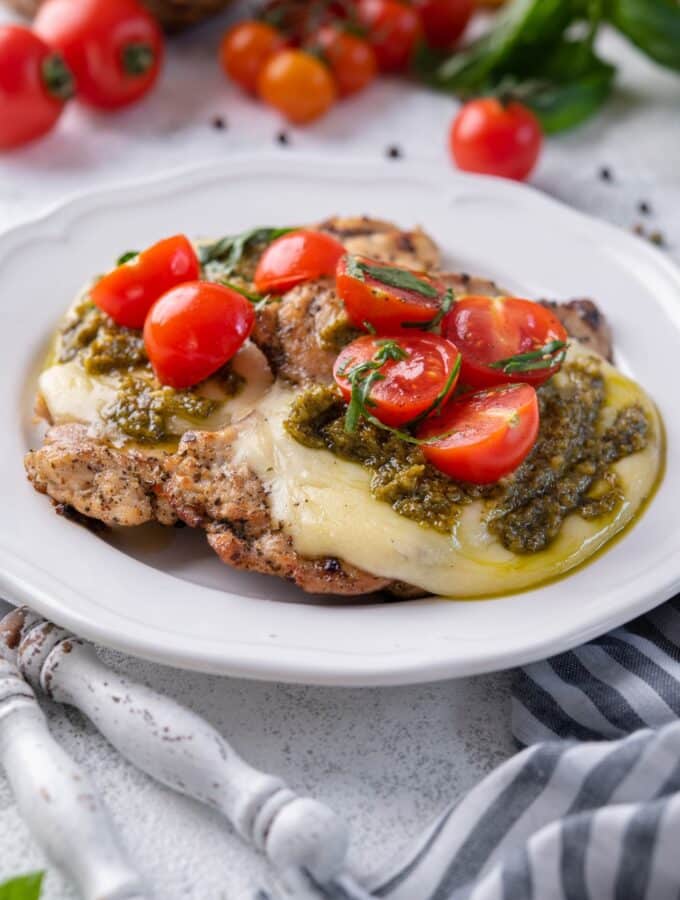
[35,0,164,110]
[334,333,461,427]
[414,0,473,49]
[443,295,568,389]
[0,26,73,150]
[254,229,345,294]
[219,20,284,94]
[336,255,448,332]
[450,98,543,182]
[418,382,539,483]
[144,281,255,389]
[311,26,377,97]
[258,49,336,124]
[357,0,423,72]
[91,235,200,330]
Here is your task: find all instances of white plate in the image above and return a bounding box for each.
[1,156,678,685]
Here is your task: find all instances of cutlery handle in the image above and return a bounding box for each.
[0,659,148,900]
[13,617,349,886]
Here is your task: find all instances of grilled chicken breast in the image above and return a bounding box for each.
[25,216,653,600]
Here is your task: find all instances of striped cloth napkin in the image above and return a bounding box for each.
[334,595,680,900]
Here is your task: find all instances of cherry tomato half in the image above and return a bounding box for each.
[254,229,345,294]
[91,235,200,329]
[414,0,473,49]
[444,295,568,389]
[311,26,377,97]
[418,382,539,483]
[336,255,448,332]
[450,99,542,182]
[258,49,336,124]
[35,0,164,110]
[0,26,73,150]
[334,333,461,427]
[144,281,255,389]
[220,20,284,94]
[357,0,423,72]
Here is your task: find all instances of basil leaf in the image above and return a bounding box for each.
[199,227,296,271]
[405,353,462,426]
[489,340,567,373]
[0,872,44,900]
[116,251,139,266]
[607,0,680,71]
[349,258,438,298]
[517,40,617,133]
[434,0,574,92]
[526,69,615,133]
[402,288,454,331]
[219,279,266,304]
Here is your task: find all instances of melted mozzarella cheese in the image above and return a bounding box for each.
[231,345,662,598]
[38,341,272,446]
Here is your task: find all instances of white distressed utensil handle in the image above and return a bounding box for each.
[5,609,350,888]
[0,658,147,900]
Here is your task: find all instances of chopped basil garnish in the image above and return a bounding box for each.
[346,256,439,298]
[220,279,266,304]
[489,340,568,374]
[402,287,455,331]
[340,338,460,444]
[199,226,296,272]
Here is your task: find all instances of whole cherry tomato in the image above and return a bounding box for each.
[357,0,423,72]
[414,0,473,49]
[91,235,200,329]
[35,0,164,110]
[310,26,377,97]
[450,98,543,181]
[336,255,449,331]
[418,382,539,483]
[144,282,255,388]
[443,295,568,388]
[334,333,461,427]
[0,26,73,150]
[258,49,336,124]
[219,20,284,94]
[255,229,345,293]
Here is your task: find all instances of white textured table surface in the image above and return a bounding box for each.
[1,7,679,897]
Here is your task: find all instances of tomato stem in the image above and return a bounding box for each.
[122,42,155,77]
[41,53,75,101]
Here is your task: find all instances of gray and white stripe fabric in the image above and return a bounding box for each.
[312,596,680,900]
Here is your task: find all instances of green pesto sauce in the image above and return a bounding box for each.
[54,297,243,443]
[284,358,650,554]
[318,315,363,353]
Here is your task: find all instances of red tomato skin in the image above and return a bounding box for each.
[357,0,423,72]
[35,0,164,110]
[255,230,345,294]
[333,334,461,427]
[415,0,473,49]
[450,99,542,182]
[444,295,568,389]
[336,255,446,332]
[0,26,70,150]
[419,383,539,483]
[312,26,377,97]
[144,282,255,389]
[91,235,199,329]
